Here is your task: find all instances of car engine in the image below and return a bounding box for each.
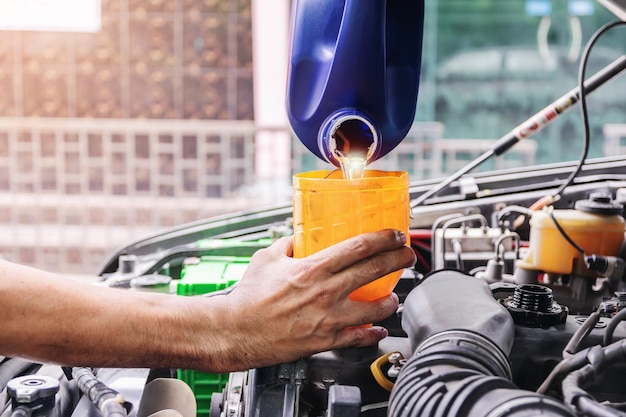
[3,155,626,417]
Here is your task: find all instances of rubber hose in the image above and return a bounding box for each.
[71,368,127,417]
[388,331,575,417]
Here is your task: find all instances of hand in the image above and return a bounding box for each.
[0,230,414,373]
[217,229,416,370]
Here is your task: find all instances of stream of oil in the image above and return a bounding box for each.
[332,125,373,180]
[337,152,367,180]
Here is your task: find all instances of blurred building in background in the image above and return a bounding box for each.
[0,0,269,273]
[0,0,254,120]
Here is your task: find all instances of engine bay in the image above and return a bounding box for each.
[2,156,626,416]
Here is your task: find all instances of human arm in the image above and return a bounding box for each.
[0,229,415,372]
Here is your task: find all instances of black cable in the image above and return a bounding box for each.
[603,307,626,346]
[537,346,591,395]
[548,209,586,255]
[551,20,626,199]
[561,341,626,416]
[577,396,626,417]
[537,357,577,395]
[563,307,603,357]
[542,21,626,268]
[495,205,534,230]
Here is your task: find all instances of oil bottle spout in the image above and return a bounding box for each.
[319,109,379,169]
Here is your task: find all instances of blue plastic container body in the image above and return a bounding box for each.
[286,0,425,166]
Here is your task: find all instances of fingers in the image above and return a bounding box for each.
[331,292,400,350]
[336,292,399,329]
[343,245,416,296]
[257,230,415,296]
[277,235,294,255]
[292,293,399,355]
[309,229,409,274]
[233,231,411,363]
[333,326,390,349]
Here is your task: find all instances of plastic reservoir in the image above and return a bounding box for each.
[292,170,410,301]
[520,208,624,275]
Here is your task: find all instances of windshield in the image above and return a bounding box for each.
[0,0,624,274]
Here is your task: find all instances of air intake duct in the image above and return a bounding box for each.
[389,270,575,416]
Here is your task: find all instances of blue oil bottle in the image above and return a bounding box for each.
[286,0,425,167]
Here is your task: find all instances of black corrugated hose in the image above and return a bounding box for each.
[388,330,575,417]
